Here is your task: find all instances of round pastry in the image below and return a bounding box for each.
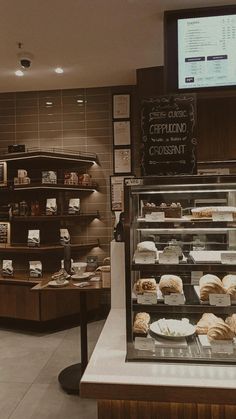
[135,278,157,294]
[133,312,150,335]
[199,274,225,301]
[225,314,236,334]
[207,321,234,341]
[159,274,183,295]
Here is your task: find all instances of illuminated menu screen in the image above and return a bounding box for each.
[178,14,236,89]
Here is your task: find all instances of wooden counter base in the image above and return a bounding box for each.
[97,400,236,419]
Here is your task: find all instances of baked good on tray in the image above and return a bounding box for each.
[191,206,236,218]
[133,312,150,335]
[225,314,236,334]
[196,313,224,335]
[158,275,183,295]
[199,274,226,301]
[134,278,157,294]
[143,202,182,218]
[207,321,235,341]
[222,274,236,299]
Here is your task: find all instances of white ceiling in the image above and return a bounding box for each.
[0,0,235,92]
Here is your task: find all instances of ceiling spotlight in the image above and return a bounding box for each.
[46,101,53,105]
[55,67,64,74]
[77,99,83,103]
[15,70,24,77]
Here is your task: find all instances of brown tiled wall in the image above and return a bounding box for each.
[0,86,118,263]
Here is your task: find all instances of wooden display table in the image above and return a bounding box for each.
[32,277,104,394]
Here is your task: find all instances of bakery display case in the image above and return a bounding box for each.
[124,175,236,364]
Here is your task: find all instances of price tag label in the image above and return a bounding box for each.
[221,253,236,265]
[191,271,203,285]
[125,178,143,186]
[164,293,185,305]
[146,212,165,222]
[211,340,234,354]
[159,253,179,264]
[212,212,233,222]
[209,294,231,306]
[137,293,157,305]
[134,253,156,264]
[134,337,155,351]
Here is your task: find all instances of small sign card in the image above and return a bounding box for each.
[159,252,179,265]
[137,293,157,305]
[211,340,234,354]
[146,212,165,222]
[221,253,236,265]
[134,337,155,352]
[212,212,233,222]
[209,294,231,307]
[134,252,156,264]
[125,178,143,186]
[191,271,203,285]
[164,293,185,305]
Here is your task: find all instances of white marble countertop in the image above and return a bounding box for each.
[81,308,236,390]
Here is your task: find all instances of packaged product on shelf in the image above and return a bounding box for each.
[42,170,57,184]
[2,260,13,277]
[46,198,57,215]
[29,261,42,278]
[87,255,98,271]
[68,198,80,214]
[60,228,70,245]
[64,171,79,185]
[30,201,40,216]
[19,200,28,216]
[28,229,40,247]
[78,173,91,186]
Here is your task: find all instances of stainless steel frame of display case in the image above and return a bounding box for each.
[124,174,236,365]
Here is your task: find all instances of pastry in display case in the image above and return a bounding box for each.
[124,175,236,364]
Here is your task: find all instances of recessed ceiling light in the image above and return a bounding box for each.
[46,101,53,105]
[55,67,64,74]
[76,99,83,103]
[15,70,24,77]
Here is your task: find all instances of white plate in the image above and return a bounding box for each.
[150,319,195,340]
[48,279,70,288]
[71,272,91,280]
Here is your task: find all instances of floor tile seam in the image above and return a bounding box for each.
[30,329,73,386]
[6,382,33,419]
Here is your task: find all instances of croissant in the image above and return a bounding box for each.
[196,313,223,335]
[225,314,236,334]
[207,321,234,341]
[199,274,225,301]
[159,275,183,295]
[222,275,236,299]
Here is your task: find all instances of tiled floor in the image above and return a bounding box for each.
[0,320,105,419]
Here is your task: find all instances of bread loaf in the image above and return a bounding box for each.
[159,275,183,295]
[207,321,234,341]
[199,274,225,301]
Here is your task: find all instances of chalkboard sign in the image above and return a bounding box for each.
[0,162,7,186]
[141,95,197,175]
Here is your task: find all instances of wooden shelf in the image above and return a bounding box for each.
[11,212,100,222]
[0,149,98,164]
[13,183,98,191]
[0,241,99,253]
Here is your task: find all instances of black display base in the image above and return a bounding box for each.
[58,363,82,394]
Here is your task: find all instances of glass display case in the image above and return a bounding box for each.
[124,175,236,364]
